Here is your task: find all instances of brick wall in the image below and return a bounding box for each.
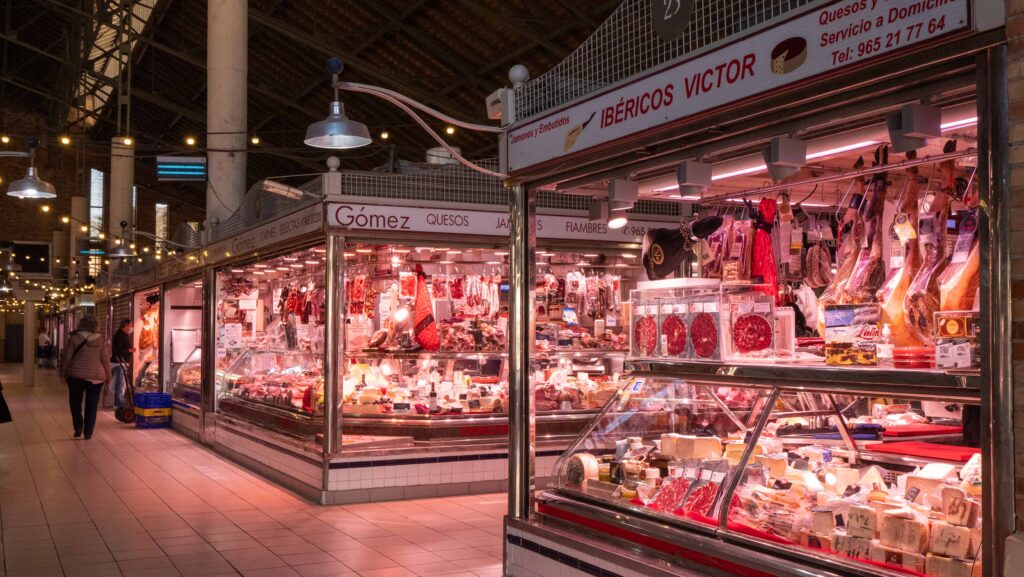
[1011,0,1024,534]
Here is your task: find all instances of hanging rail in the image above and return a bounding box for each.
[704,148,977,204]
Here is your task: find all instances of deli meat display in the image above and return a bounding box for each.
[501,0,1004,576]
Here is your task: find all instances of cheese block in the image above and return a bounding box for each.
[673,435,722,460]
[812,508,837,535]
[754,454,788,478]
[833,533,871,560]
[798,528,833,552]
[660,433,685,457]
[946,497,980,527]
[870,500,904,518]
[847,505,877,539]
[880,510,929,553]
[941,487,968,514]
[565,453,600,489]
[967,528,981,560]
[788,470,825,494]
[860,466,888,491]
[926,554,982,577]
[929,521,972,558]
[869,541,926,573]
[904,475,949,504]
[825,467,861,495]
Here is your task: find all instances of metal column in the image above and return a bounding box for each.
[507,184,537,521]
[978,45,1013,577]
[70,195,88,283]
[323,235,344,459]
[200,267,217,445]
[22,299,36,387]
[206,0,248,231]
[108,139,135,238]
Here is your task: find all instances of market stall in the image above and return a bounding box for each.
[193,169,676,503]
[131,286,161,393]
[500,1,1007,577]
[161,274,204,438]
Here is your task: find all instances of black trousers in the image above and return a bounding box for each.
[67,377,102,437]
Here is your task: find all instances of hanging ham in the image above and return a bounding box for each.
[938,208,980,311]
[842,146,889,303]
[413,269,440,351]
[877,152,923,347]
[904,140,957,344]
[817,156,866,334]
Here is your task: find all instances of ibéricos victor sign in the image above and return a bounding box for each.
[507,0,969,173]
[326,203,671,243]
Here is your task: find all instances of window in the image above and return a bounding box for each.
[155,203,168,243]
[89,169,104,237]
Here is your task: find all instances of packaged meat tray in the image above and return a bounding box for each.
[632,302,660,358]
[689,307,722,361]
[659,300,689,357]
[722,288,774,358]
[823,304,880,366]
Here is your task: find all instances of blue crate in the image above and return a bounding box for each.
[134,392,172,409]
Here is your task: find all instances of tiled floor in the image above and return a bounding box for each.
[0,364,504,577]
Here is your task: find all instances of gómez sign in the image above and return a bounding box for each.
[326,203,671,243]
[507,0,969,173]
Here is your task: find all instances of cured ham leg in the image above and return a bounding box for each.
[843,146,890,303]
[904,140,957,344]
[817,156,866,334]
[877,152,923,347]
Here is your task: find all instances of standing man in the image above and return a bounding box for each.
[37,330,52,368]
[109,320,134,409]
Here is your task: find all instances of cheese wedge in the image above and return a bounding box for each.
[798,528,833,552]
[925,553,982,577]
[880,510,929,553]
[825,467,861,495]
[929,521,972,558]
[660,433,684,457]
[833,533,871,560]
[967,528,981,560]
[847,505,877,539]
[812,508,837,535]
[869,541,926,573]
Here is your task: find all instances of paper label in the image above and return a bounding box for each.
[894,213,917,242]
[951,211,978,264]
[919,215,936,244]
[673,304,685,314]
[220,323,242,349]
[684,468,698,479]
[660,334,668,356]
[700,470,713,481]
[889,240,905,270]
[711,472,727,483]
[661,304,674,315]
[754,302,771,314]
[606,317,617,327]
[737,302,754,314]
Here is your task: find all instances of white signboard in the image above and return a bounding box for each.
[507,0,970,173]
[326,203,672,243]
[206,204,323,264]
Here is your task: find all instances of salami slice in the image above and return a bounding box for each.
[649,477,692,512]
[732,313,773,353]
[690,313,719,359]
[661,314,687,356]
[634,315,658,356]
[681,481,721,517]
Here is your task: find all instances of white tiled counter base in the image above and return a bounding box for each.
[212,420,325,501]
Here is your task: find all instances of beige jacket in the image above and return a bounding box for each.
[60,331,112,385]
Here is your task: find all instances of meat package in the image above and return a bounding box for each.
[412,270,440,352]
[632,303,659,357]
[724,290,774,357]
[660,304,688,357]
[842,147,889,303]
[818,156,868,333]
[701,216,734,278]
[680,466,729,518]
[803,241,834,289]
[723,220,754,281]
[905,140,958,344]
[648,474,695,512]
[823,304,880,366]
[938,208,980,312]
[877,153,924,347]
[690,310,722,360]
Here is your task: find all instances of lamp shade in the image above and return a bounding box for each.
[304,101,371,149]
[108,244,134,259]
[7,166,56,199]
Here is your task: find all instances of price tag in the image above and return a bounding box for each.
[711,472,727,483]
[705,302,718,313]
[700,469,713,481]
[754,302,771,314]
[935,342,956,368]
[660,334,668,356]
[606,317,617,327]
[684,468,698,479]
[673,304,685,314]
[737,302,754,314]
[631,379,645,393]
[889,239,905,270]
[661,304,674,315]
[893,213,917,242]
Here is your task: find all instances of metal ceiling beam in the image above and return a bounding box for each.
[0,32,66,64]
[452,0,562,55]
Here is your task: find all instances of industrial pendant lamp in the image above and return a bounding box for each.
[6,138,56,199]
[109,221,135,259]
[304,58,371,149]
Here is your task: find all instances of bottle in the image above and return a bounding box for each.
[877,323,894,366]
[428,382,438,412]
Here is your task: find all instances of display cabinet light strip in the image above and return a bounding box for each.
[805,140,881,160]
[941,116,977,130]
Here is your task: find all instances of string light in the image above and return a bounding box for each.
[60,135,71,146]
[380,130,390,140]
[445,126,455,136]
[250,135,260,145]
[185,136,196,146]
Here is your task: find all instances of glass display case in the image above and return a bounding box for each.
[171,346,202,406]
[136,358,160,393]
[336,242,635,445]
[217,348,324,437]
[543,372,982,577]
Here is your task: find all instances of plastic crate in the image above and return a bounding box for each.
[134,407,172,418]
[135,414,172,428]
[134,392,172,409]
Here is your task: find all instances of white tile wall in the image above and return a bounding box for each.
[326,452,560,492]
[506,525,660,577]
[214,425,323,489]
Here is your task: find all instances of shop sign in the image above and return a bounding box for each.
[206,204,323,264]
[507,0,969,173]
[326,203,672,243]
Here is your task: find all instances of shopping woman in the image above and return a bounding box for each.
[59,315,111,439]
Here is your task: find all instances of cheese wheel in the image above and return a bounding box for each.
[565,453,600,489]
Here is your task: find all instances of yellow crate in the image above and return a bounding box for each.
[134,407,172,417]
